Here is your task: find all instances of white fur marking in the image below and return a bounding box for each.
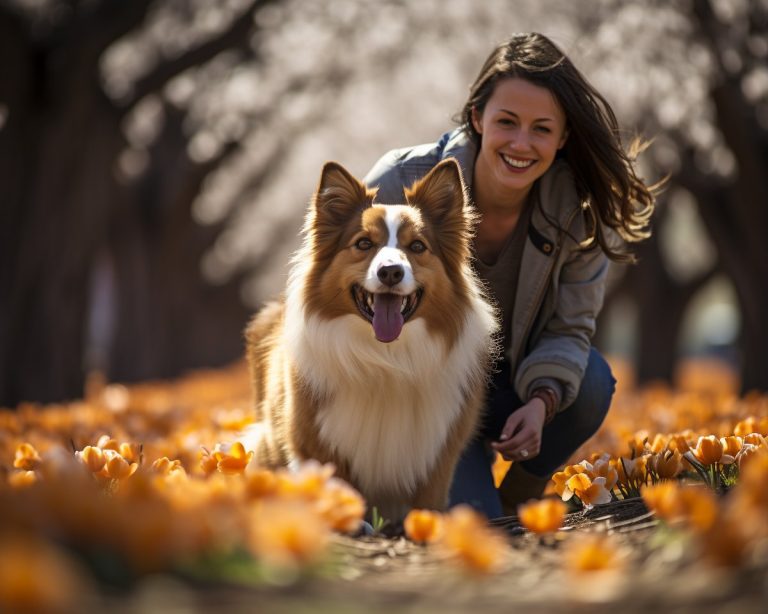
[364,205,416,293]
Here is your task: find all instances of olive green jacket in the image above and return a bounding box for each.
[364,128,614,411]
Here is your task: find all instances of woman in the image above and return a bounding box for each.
[363,32,658,518]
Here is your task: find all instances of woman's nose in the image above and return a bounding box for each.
[509,128,531,150]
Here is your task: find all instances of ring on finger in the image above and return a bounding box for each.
[520,449,529,458]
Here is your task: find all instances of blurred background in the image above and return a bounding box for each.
[1,0,766,406]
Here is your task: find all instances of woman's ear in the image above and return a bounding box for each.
[471,107,483,135]
[558,126,569,150]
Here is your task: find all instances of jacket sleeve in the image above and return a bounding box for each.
[514,238,611,411]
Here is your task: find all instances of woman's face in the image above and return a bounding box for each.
[472,77,568,203]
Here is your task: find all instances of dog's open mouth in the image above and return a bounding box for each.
[352,285,422,343]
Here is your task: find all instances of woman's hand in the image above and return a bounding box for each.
[490,398,546,461]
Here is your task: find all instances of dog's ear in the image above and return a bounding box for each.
[313,162,375,222]
[404,158,467,222]
[405,159,475,273]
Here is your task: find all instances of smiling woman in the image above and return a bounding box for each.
[364,32,661,519]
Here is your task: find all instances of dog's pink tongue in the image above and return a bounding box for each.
[372,293,404,343]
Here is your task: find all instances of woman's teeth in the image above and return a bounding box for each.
[501,154,534,169]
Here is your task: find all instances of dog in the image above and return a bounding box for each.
[242,158,497,521]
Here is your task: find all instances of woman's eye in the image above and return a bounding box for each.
[410,240,426,254]
[535,125,552,133]
[355,238,373,250]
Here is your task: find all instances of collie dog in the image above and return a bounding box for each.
[243,159,497,521]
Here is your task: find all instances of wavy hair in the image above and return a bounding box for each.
[458,32,659,263]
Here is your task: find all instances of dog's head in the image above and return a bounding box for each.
[299,158,476,344]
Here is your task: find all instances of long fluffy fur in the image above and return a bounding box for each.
[243,159,498,521]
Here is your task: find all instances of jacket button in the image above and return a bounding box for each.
[543,243,553,253]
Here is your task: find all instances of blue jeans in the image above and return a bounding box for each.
[449,348,615,518]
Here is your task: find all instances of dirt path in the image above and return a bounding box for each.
[102,498,767,613]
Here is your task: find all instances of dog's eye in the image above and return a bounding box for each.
[355,238,373,251]
[409,240,426,254]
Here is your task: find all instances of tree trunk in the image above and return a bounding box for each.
[597,207,714,385]
[0,18,121,405]
[107,105,250,383]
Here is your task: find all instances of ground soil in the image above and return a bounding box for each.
[102,497,767,613]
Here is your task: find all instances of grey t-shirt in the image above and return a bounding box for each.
[472,199,533,355]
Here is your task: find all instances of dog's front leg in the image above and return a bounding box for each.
[411,389,487,512]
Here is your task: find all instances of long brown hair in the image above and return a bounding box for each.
[459,32,658,263]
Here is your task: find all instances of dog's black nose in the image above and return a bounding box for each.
[377,264,404,287]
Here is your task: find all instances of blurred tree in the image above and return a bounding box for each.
[681,0,768,392]
[584,0,768,391]
[0,0,297,405]
[0,0,158,405]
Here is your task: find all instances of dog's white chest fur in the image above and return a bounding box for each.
[286,309,490,499]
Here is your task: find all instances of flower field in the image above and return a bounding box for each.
[1,358,767,612]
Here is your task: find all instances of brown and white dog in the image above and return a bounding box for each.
[243,159,497,521]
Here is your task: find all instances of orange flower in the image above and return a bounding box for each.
[96,435,119,451]
[103,450,139,480]
[733,417,758,437]
[563,473,591,501]
[733,449,768,507]
[244,468,280,499]
[563,533,623,573]
[743,432,767,447]
[314,478,365,534]
[275,461,336,499]
[199,448,218,475]
[692,435,723,465]
[641,482,682,520]
[698,511,751,567]
[551,464,586,498]
[13,443,42,471]
[681,487,720,532]
[720,435,742,457]
[587,457,618,491]
[627,431,649,457]
[517,498,567,534]
[717,436,741,465]
[76,446,106,473]
[647,433,668,454]
[8,470,38,489]
[492,454,512,488]
[667,433,693,454]
[610,456,648,487]
[404,509,445,543]
[641,482,717,531]
[440,505,509,574]
[213,442,254,475]
[0,536,88,612]
[248,499,331,569]
[118,442,141,464]
[213,408,254,431]
[151,457,186,477]
[566,475,612,509]
[648,449,683,480]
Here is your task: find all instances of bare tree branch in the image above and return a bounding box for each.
[84,0,156,56]
[121,0,278,111]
